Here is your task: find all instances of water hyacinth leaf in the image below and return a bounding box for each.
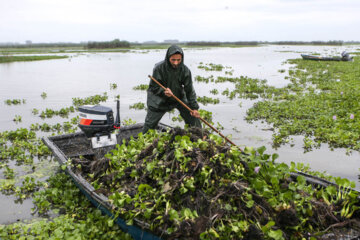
[138,184,152,192]
[107,219,114,227]
[257,146,266,155]
[182,208,197,220]
[208,228,220,238]
[325,185,337,196]
[168,209,179,221]
[244,146,254,154]
[198,140,208,150]
[268,229,284,240]
[272,153,279,161]
[225,203,232,211]
[271,176,279,186]
[246,200,255,208]
[262,220,275,233]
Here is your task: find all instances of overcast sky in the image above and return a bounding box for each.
[1,0,359,43]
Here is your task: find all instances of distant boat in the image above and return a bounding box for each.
[301,51,353,62]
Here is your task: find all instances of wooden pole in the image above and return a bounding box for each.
[148,75,243,152]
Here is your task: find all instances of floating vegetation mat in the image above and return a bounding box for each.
[70,127,360,239]
[0,55,68,63]
[246,56,360,152]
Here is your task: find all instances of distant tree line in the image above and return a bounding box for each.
[186,41,221,46]
[86,39,130,49]
[228,41,258,45]
[186,41,259,46]
[185,40,344,46]
[3,40,360,48]
[0,42,84,48]
[271,40,344,46]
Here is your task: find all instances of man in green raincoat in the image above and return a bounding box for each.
[143,45,201,133]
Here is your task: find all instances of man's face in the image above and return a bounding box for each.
[169,54,182,68]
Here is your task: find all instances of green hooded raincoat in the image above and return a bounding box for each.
[143,45,201,132]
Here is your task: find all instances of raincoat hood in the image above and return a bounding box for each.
[147,44,199,111]
[165,45,184,68]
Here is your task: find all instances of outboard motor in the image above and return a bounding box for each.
[78,100,121,148]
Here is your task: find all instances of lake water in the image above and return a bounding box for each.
[1,44,359,224]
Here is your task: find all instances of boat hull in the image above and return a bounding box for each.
[301,54,352,61]
[43,123,359,239]
[43,123,170,240]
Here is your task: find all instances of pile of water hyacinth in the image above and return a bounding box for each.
[71,127,360,239]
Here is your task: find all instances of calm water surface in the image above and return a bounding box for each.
[1,45,359,224]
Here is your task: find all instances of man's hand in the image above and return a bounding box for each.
[191,110,200,118]
[164,88,173,97]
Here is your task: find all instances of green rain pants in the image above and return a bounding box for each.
[143,103,201,133]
